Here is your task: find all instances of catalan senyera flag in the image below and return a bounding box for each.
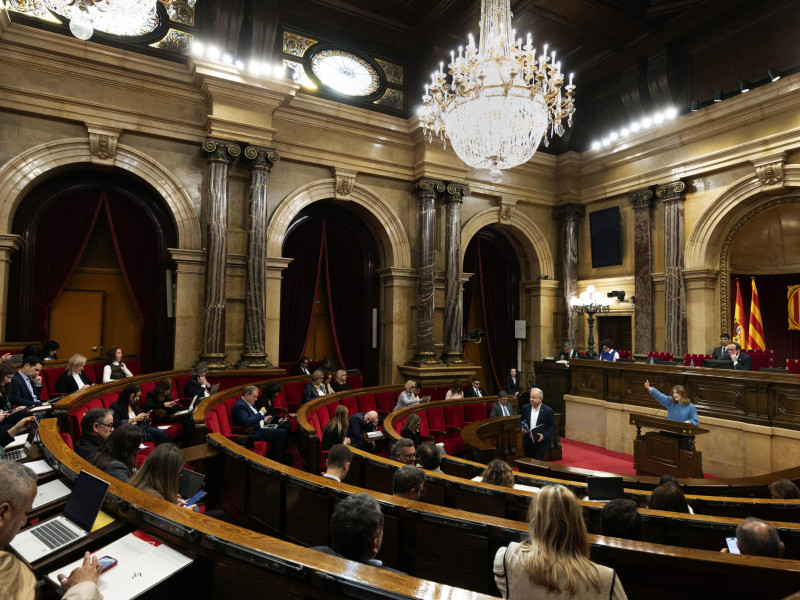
[732,279,747,348]
[747,278,765,351]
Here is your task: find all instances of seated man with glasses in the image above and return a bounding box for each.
[389,438,416,465]
[74,408,115,460]
[464,378,487,398]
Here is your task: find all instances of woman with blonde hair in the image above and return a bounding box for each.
[55,354,93,395]
[331,370,350,393]
[394,380,420,411]
[0,550,36,600]
[494,484,627,599]
[321,404,351,450]
[129,443,185,503]
[401,413,423,447]
[481,460,515,488]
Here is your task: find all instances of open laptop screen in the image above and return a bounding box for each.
[64,471,110,531]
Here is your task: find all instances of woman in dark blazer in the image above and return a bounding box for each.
[110,383,168,445]
[55,354,93,395]
[88,422,142,483]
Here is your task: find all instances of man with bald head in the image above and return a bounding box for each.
[347,410,379,451]
[727,517,785,558]
[520,387,555,460]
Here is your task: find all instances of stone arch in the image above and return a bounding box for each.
[266,179,411,269]
[460,207,554,279]
[0,138,202,249]
[685,166,800,330]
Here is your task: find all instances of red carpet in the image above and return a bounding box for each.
[550,439,719,478]
[551,439,637,475]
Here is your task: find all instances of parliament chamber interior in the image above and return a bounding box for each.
[2,0,800,598]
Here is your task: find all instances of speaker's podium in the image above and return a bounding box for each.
[629,414,709,478]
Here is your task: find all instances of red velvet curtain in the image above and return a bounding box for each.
[731,274,800,367]
[31,192,103,339]
[463,238,512,389]
[323,219,367,370]
[279,218,325,362]
[104,193,160,372]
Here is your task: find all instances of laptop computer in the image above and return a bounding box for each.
[586,476,626,501]
[1,420,39,461]
[10,470,110,564]
[178,468,205,500]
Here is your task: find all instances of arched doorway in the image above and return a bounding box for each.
[8,171,177,371]
[278,203,380,383]
[463,227,521,392]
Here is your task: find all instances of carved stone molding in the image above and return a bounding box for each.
[752,152,788,191]
[86,126,121,166]
[444,181,470,203]
[553,203,585,222]
[201,138,241,164]
[412,178,446,197]
[332,167,358,200]
[243,145,279,172]
[499,199,517,222]
[627,187,655,209]
[655,180,687,203]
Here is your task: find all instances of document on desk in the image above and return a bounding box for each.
[23,459,54,475]
[46,530,193,600]
[31,479,71,510]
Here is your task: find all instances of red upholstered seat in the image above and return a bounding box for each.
[101,393,118,408]
[444,405,466,431]
[348,375,363,389]
[284,381,305,412]
[464,402,487,423]
[393,420,404,434]
[87,364,104,383]
[70,406,89,438]
[317,406,331,430]
[436,386,452,400]
[341,396,359,415]
[375,391,395,416]
[426,407,446,434]
[419,387,437,401]
[60,432,73,450]
[618,350,633,359]
[273,390,288,412]
[42,367,63,396]
[125,359,141,375]
[418,412,430,437]
[393,389,403,401]
[357,394,377,414]
[684,353,711,366]
[207,404,267,457]
[309,413,323,439]
[139,381,156,398]
[748,350,774,371]
[787,359,800,374]
[173,374,192,398]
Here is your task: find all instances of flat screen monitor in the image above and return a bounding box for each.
[703,358,735,369]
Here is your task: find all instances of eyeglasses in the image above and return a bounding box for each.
[98,422,114,430]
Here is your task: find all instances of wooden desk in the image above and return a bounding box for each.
[462,416,523,464]
[630,413,709,478]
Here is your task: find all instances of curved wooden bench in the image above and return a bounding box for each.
[30,415,800,599]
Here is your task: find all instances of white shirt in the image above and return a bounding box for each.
[72,373,85,389]
[247,402,265,428]
[322,473,340,482]
[473,386,482,397]
[500,403,510,417]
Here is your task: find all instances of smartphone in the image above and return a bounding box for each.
[726,537,740,554]
[186,489,207,506]
[97,556,117,573]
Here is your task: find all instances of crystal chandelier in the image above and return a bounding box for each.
[419,0,576,182]
[41,0,159,40]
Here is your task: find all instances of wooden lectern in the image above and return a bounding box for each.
[629,414,709,478]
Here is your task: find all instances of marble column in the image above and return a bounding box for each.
[407,178,445,366]
[442,182,470,364]
[237,146,279,368]
[628,188,655,354]
[197,138,240,369]
[657,180,687,356]
[554,204,584,347]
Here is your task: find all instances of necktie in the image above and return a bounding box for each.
[502,405,508,417]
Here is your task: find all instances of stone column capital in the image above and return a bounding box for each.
[202,138,241,164]
[627,187,655,208]
[443,182,470,203]
[553,203,585,222]
[242,145,279,171]
[655,180,687,203]
[412,178,446,199]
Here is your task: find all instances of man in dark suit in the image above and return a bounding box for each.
[231,385,290,463]
[9,356,44,407]
[504,368,520,397]
[463,378,486,398]
[346,410,379,451]
[184,363,212,399]
[559,342,580,361]
[520,387,556,460]
[292,356,311,375]
[712,333,732,360]
[489,391,516,418]
[728,343,752,371]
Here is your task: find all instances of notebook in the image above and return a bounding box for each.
[1,420,39,461]
[586,476,626,501]
[10,470,110,564]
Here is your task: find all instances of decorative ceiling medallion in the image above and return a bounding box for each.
[374,88,403,110]
[374,58,403,85]
[310,49,380,97]
[148,27,192,53]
